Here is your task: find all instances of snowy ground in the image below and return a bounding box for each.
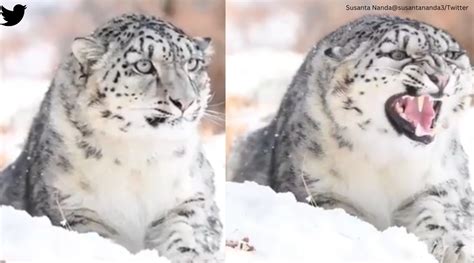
[225,182,437,263]
[0,206,169,262]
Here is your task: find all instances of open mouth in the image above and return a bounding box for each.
[385,93,442,144]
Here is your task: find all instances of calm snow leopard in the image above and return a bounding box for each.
[230,15,473,262]
[0,14,222,262]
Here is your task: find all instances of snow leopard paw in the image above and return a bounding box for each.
[429,237,473,263]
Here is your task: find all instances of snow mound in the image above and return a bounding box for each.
[225,181,437,263]
[0,206,169,262]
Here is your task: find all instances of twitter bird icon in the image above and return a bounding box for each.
[1,4,26,27]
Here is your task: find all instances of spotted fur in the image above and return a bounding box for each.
[0,14,222,262]
[230,15,473,262]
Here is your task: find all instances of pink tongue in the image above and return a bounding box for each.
[403,96,435,135]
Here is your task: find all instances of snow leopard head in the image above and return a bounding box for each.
[311,15,472,148]
[68,14,213,137]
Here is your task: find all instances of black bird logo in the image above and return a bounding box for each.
[0,4,26,27]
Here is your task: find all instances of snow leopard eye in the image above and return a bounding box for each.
[134,60,155,74]
[443,50,464,60]
[186,58,201,72]
[388,50,409,61]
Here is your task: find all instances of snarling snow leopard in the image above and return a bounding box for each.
[0,14,222,262]
[230,15,473,262]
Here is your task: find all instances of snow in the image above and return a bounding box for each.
[225,182,437,263]
[0,206,169,262]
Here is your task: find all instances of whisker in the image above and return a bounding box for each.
[202,116,224,127]
[208,101,225,107]
[201,112,223,121]
[204,110,225,115]
[203,113,225,120]
[207,92,216,103]
[203,116,221,122]
[203,112,225,120]
[203,115,225,122]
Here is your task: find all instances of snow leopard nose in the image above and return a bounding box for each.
[169,96,194,112]
[428,73,449,90]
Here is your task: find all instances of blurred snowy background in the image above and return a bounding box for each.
[225,0,474,262]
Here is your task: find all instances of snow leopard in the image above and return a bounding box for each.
[230,15,473,263]
[0,14,222,262]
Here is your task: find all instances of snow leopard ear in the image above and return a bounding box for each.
[72,36,106,66]
[194,37,214,59]
[324,47,345,60]
[324,41,368,61]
